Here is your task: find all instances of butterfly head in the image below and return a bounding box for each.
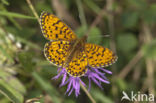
[80,35,88,43]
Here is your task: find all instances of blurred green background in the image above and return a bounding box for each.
[0,0,156,103]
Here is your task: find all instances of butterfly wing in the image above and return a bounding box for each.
[85,43,117,68]
[44,41,71,66]
[40,12,77,41]
[66,51,88,77]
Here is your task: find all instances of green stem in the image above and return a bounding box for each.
[80,83,96,103]
[76,0,87,26]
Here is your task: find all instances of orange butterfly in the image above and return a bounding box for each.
[40,12,117,77]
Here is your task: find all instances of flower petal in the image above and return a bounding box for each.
[88,78,91,91]
[59,72,67,87]
[98,68,112,74]
[68,88,74,96]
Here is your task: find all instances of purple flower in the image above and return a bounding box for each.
[52,67,112,97]
[85,67,112,91]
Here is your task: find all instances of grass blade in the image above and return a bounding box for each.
[0,11,36,19]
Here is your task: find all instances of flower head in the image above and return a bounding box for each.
[52,66,112,97]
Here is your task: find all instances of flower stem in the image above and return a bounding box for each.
[26,0,40,23]
[80,83,96,103]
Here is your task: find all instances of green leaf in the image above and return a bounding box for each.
[0,80,24,103]
[0,69,25,103]
[88,27,102,44]
[0,46,14,63]
[36,2,52,13]
[142,39,156,58]
[0,97,10,103]
[1,0,9,5]
[32,72,62,103]
[91,89,113,103]
[116,78,127,90]
[142,4,156,24]
[117,33,137,53]
[83,0,101,14]
[126,0,147,10]
[18,52,36,72]
[75,25,102,44]
[64,99,76,103]
[0,69,26,95]
[121,11,139,28]
[17,27,36,39]
[0,11,36,19]
[1,9,22,29]
[75,25,88,38]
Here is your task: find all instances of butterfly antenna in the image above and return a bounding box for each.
[89,34,112,39]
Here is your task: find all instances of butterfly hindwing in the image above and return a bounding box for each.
[66,51,88,77]
[44,41,71,66]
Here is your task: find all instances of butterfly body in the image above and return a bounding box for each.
[40,12,117,77]
[64,35,87,67]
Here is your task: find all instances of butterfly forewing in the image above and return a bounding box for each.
[85,43,117,68]
[40,12,77,41]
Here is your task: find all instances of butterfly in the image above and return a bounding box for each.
[40,12,117,77]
